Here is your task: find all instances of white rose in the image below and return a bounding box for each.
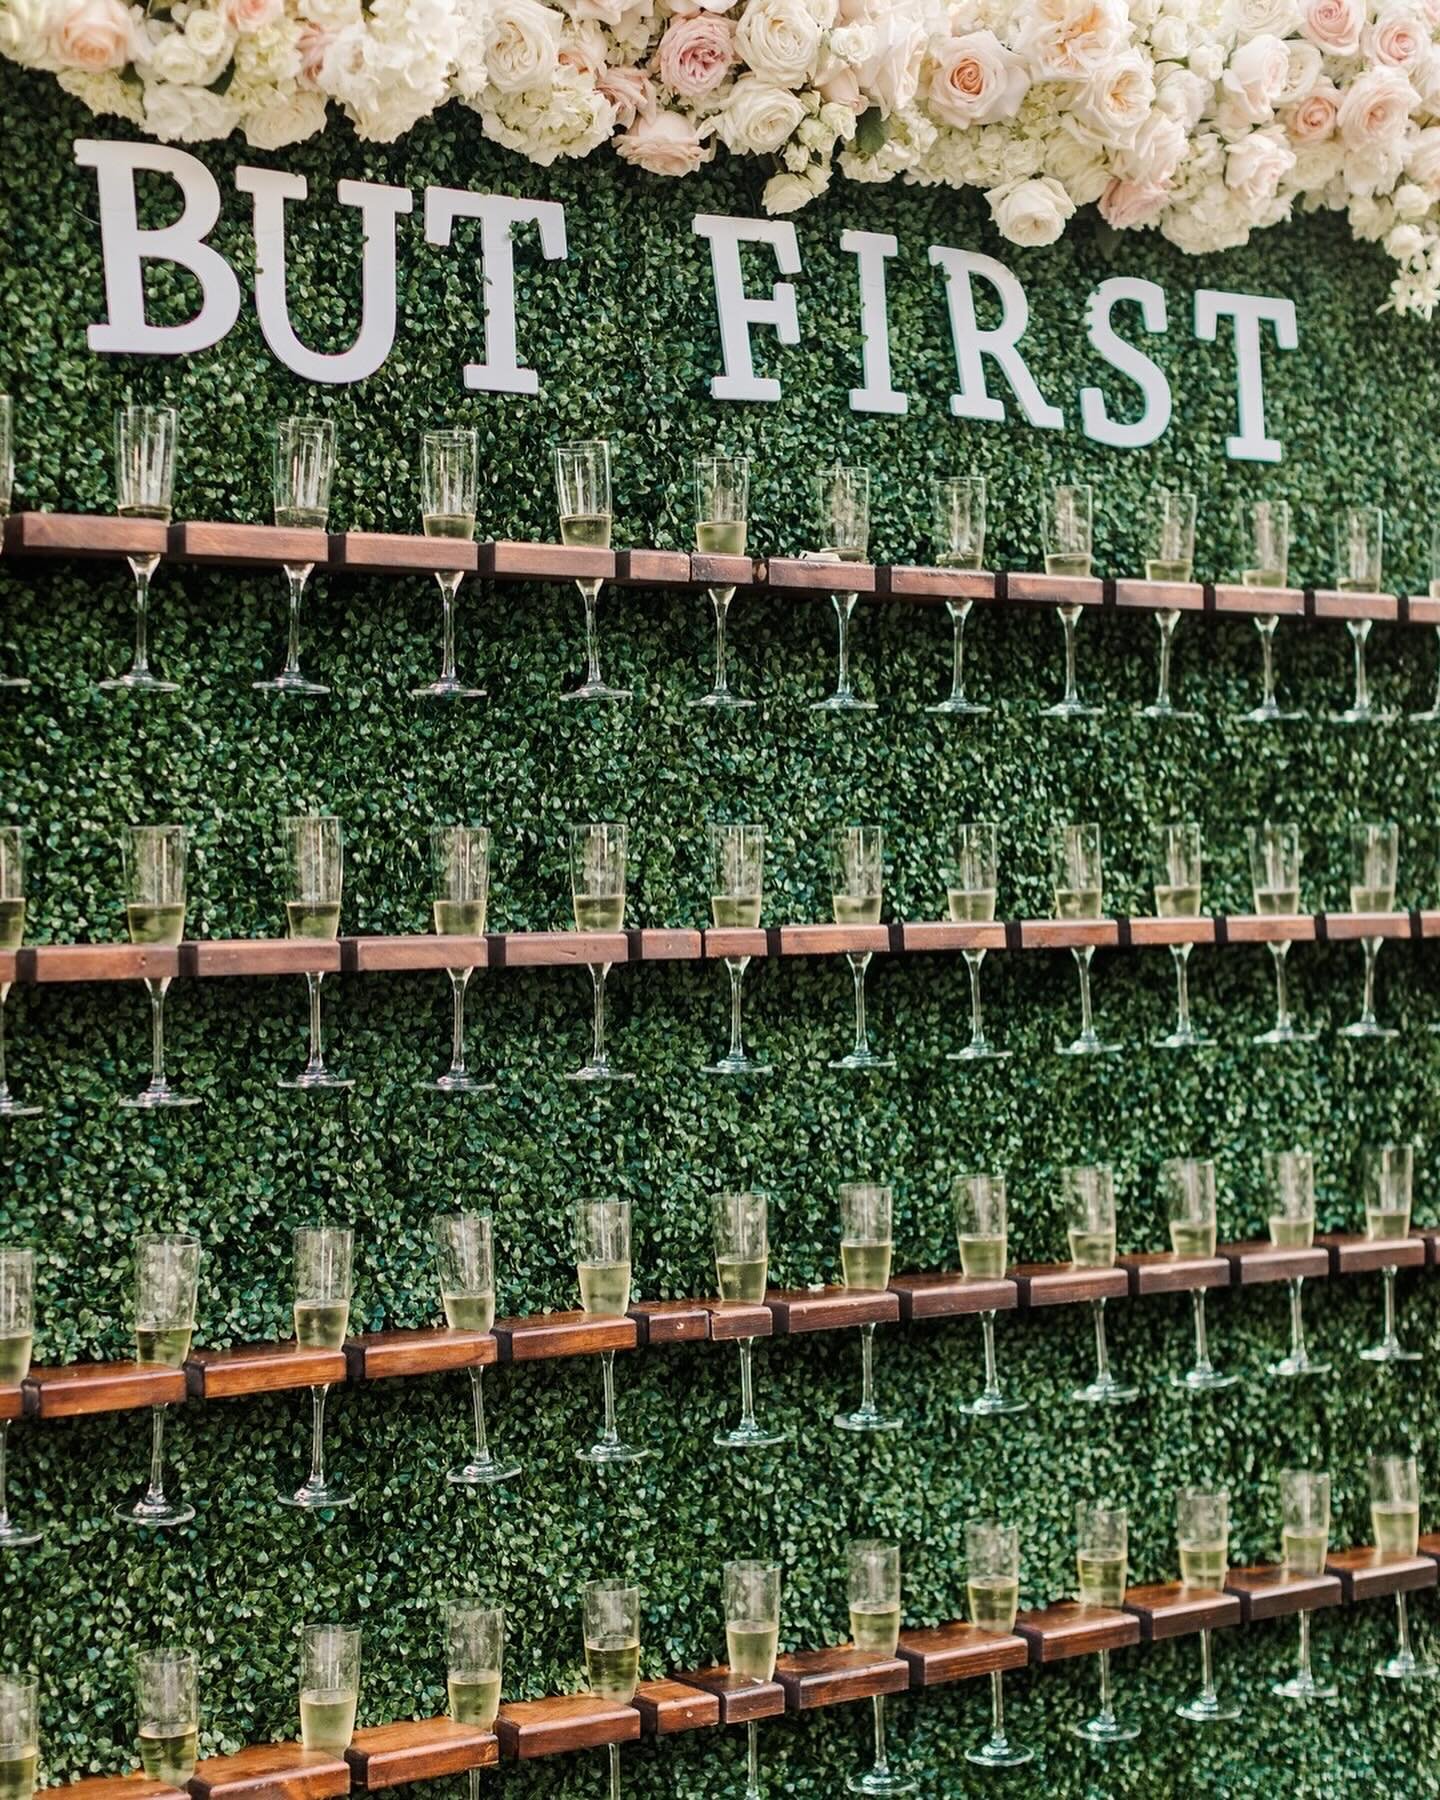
[1188,42,1224,82]
[242,85,328,145]
[0,0,55,66]
[143,20,231,85]
[839,7,928,118]
[1224,0,1301,37]
[718,73,807,150]
[1220,33,1289,123]
[1010,0,1127,82]
[1405,124,1440,194]
[52,0,135,71]
[926,30,1028,128]
[735,0,821,85]
[1385,221,1427,258]
[1155,64,1210,130]
[1345,142,1405,195]
[224,0,282,30]
[986,173,1076,245]
[1225,124,1296,201]
[1277,41,1322,104]
[1336,65,1417,150]
[485,0,562,93]
[1044,113,1110,200]
[299,0,358,24]
[143,77,240,139]
[1115,105,1186,181]
[1149,16,1188,57]
[1069,48,1154,147]
[762,168,817,210]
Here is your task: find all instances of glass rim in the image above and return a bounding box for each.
[555,438,609,455]
[443,1596,504,1619]
[136,1231,201,1249]
[583,1577,640,1597]
[570,820,626,835]
[116,404,177,422]
[712,1188,767,1203]
[134,1646,197,1669]
[422,426,477,444]
[301,1621,361,1641]
[724,1557,780,1576]
[277,414,334,434]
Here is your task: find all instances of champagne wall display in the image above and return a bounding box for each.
[4,58,1440,1800]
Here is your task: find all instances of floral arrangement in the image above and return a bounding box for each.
[5,0,1440,316]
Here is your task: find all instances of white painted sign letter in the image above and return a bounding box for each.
[1193,289,1297,464]
[424,189,567,396]
[1080,277,1172,450]
[692,213,801,403]
[840,229,907,416]
[928,246,1063,430]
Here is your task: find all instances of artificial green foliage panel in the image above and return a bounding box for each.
[3,56,1440,1799]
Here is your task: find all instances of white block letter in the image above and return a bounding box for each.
[76,138,241,356]
[841,229,907,416]
[692,213,801,403]
[1080,277,1172,450]
[1194,289,1297,464]
[236,167,413,385]
[929,245,1063,430]
[425,189,567,396]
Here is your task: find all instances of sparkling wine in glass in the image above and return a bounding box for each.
[1272,1470,1336,1700]
[1238,500,1301,722]
[0,396,25,691]
[102,405,179,693]
[425,825,495,1092]
[279,814,353,1090]
[1071,1503,1136,1742]
[1142,490,1198,719]
[1164,1157,1237,1392]
[433,1211,519,1484]
[299,1624,360,1752]
[1333,505,1391,722]
[415,428,485,700]
[0,1676,37,1800]
[705,823,769,1076]
[576,1198,647,1464]
[953,1173,1024,1415]
[846,1540,915,1796]
[693,456,752,708]
[811,467,874,711]
[280,1226,354,1510]
[569,822,634,1083]
[585,1580,640,1800]
[1370,1454,1435,1678]
[1247,822,1316,1045]
[555,440,629,702]
[1264,1150,1330,1378]
[135,1649,198,1788]
[1152,822,1212,1050]
[447,1601,502,1800]
[120,825,200,1109]
[1340,821,1399,1038]
[0,1248,40,1547]
[0,828,41,1118]
[834,1182,901,1433]
[829,825,891,1070]
[1052,823,1119,1056]
[725,1560,779,1800]
[1359,1144,1420,1363]
[1414,519,1440,721]
[1175,1488,1240,1722]
[712,1191,785,1449]
[1042,483,1099,718]
[946,822,1009,1063]
[928,477,989,716]
[1065,1165,1137,1406]
[115,1232,200,1528]
[257,416,335,695]
[965,1520,1030,1767]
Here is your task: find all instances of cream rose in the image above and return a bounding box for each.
[817,61,863,108]
[242,85,328,146]
[841,9,927,117]
[485,0,562,94]
[1283,78,1339,138]
[1070,49,1154,147]
[224,0,282,31]
[1221,33,1289,123]
[719,73,806,150]
[986,174,1076,245]
[1155,65,1210,130]
[1405,124,1440,193]
[1115,106,1186,182]
[1011,0,1126,82]
[1336,66,1417,150]
[1225,125,1295,202]
[1385,220,1426,258]
[926,30,1027,128]
[52,0,134,72]
[1098,174,1171,227]
[762,168,815,211]
[1224,0,1301,37]
[657,13,733,96]
[615,107,709,173]
[144,78,241,139]
[734,0,820,85]
[1300,0,1363,54]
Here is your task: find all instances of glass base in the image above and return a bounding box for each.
[1358,1341,1422,1364]
[1268,1352,1332,1378]
[119,1084,202,1110]
[1338,1020,1398,1040]
[966,1739,1032,1768]
[1042,699,1103,718]
[1375,1652,1439,1680]
[1239,702,1304,723]
[1412,708,1440,723]
[1056,1035,1121,1057]
[0,677,31,691]
[829,1049,894,1071]
[576,1438,649,1464]
[959,1390,1027,1417]
[703,1054,772,1077]
[1071,1713,1140,1744]
[1332,706,1397,725]
[114,1495,194,1529]
[1173,1366,1241,1392]
[1273,1672,1337,1702]
[0,1518,43,1548]
[253,673,329,696]
[447,1454,522,1486]
[1176,1694,1241,1723]
[948,1041,1012,1064]
[278,1479,355,1510]
[714,1421,790,1449]
[419,1072,497,1094]
[0,1095,43,1119]
[846,1770,918,1795]
[1140,701,1198,721]
[811,692,877,712]
[1071,1376,1139,1406]
[1252,1023,1318,1046]
[278,1070,355,1090]
[928,696,990,716]
[834,1406,904,1433]
[1153,1028,1215,1051]
[99,670,179,693]
[410,678,486,700]
[562,681,632,702]
[567,1061,637,1084]
[690,690,754,709]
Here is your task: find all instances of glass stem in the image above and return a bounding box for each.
[468,1364,490,1464]
[964,948,986,1048]
[468,1770,480,1800]
[1072,944,1096,1039]
[1360,937,1381,1026]
[980,1310,1000,1401]
[1059,605,1080,705]
[988,1670,1007,1749]
[1287,1278,1308,1361]
[578,579,604,688]
[738,1337,758,1432]
[1297,1609,1312,1686]
[745,1719,760,1800]
[305,970,327,1076]
[1397,1592,1413,1662]
[1198,1629,1216,1704]
[146,976,170,1089]
[726,956,749,1062]
[283,565,310,676]
[848,950,872,1057]
[607,1742,620,1800]
[0,980,11,1099]
[1154,611,1177,708]
[709,588,733,695]
[1432,626,1440,712]
[308,1383,329,1489]
[145,1404,168,1507]
[0,1420,11,1529]
[1170,943,1192,1037]
[129,553,157,678]
[833,592,857,698]
[1382,1265,1399,1350]
[436,570,463,683]
[948,599,971,703]
[1269,941,1292,1032]
[1351,620,1370,711]
[1097,1648,1115,1724]
[589,962,609,1067]
[448,968,471,1077]
[870,1693,889,1775]
[599,1348,619,1447]
[859,1321,877,1415]
[1257,614,1278,708]
[1091,1297,1112,1386]
[1191,1289,1213,1376]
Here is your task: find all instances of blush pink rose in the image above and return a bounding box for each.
[818,63,864,109]
[1336,66,1418,149]
[927,29,1028,128]
[657,13,734,97]
[297,24,331,85]
[223,0,282,31]
[615,108,709,175]
[1283,79,1339,139]
[597,63,653,126]
[1300,0,1363,54]
[1365,14,1427,67]
[1098,175,1170,228]
[52,0,134,71]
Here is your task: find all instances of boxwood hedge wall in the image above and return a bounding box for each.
[2,56,1440,1800]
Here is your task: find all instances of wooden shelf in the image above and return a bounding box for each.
[1325,1547,1439,1601]
[629,1680,719,1735]
[187,1344,348,1400]
[896,1623,1027,1686]
[766,1288,898,1334]
[494,1696,639,1760]
[1117,1253,1230,1297]
[1218,1242,1331,1286]
[627,1301,710,1348]
[343,1328,495,1382]
[50,1779,186,1800]
[491,1312,635,1361]
[1316,1233,1426,1275]
[346,1718,498,1789]
[1011,1265,1128,1307]
[1225,1566,1343,1621]
[702,1301,775,1342]
[1014,1603,1139,1663]
[890,1274,1017,1321]
[28,1362,185,1417]
[0,1382,24,1421]
[676,1669,787,1723]
[1122,1583,1241,1641]
[773,1647,909,1711]
[188,1744,351,1800]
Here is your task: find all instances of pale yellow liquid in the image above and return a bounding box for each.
[1076,1549,1127,1607]
[1269,1214,1313,1248]
[0,1748,38,1800]
[1178,1542,1227,1588]
[1046,553,1091,578]
[448,1671,501,1730]
[1431,579,1440,602]
[947,888,996,923]
[423,513,475,540]
[1254,886,1299,916]
[726,1620,779,1681]
[127,902,185,946]
[442,1292,495,1332]
[434,899,486,936]
[841,1240,892,1290]
[287,900,341,940]
[561,514,612,550]
[139,1725,198,1786]
[294,1299,349,1349]
[1054,887,1102,920]
[849,1602,901,1656]
[1282,1526,1328,1576]
[1146,560,1192,583]
[716,1254,767,1304]
[968,1576,1019,1633]
[1366,1207,1411,1241]
[833,894,882,926]
[1170,1219,1216,1258]
[697,520,747,556]
[135,1325,192,1367]
[300,1687,357,1752]
[1155,885,1202,918]
[578,1259,630,1316]
[1351,886,1394,913]
[585,1637,639,1703]
[939,551,983,572]
[712,895,761,929]
[574,894,625,932]
[275,505,327,532]
[1336,578,1373,593]
[1373,1500,1420,1555]
[1068,1228,1115,1268]
[0,1331,32,1384]
[0,898,24,952]
[958,1234,1006,1279]
[1243,568,1286,588]
[119,504,171,523]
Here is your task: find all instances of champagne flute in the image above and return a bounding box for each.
[712,1192,785,1449]
[120,825,200,1109]
[1152,823,1212,1050]
[0,1676,37,1800]
[1141,490,1198,719]
[256,416,335,695]
[279,1226,354,1510]
[964,1520,1030,1767]
[433,1212,519,1484]
[846,1540,915,1796]
[945,822,1008,1063]
[1414,519,1440,721]
[279,815,353,1091]
[1052,823,1119,1056]
[705,822,769,1076]
[1042,483,1099,717]
[811,466,874,711]
[928,477,989,716]
[0,828,41,1118]
[299,1624,360,1752]
[1065,1165,1137,1405]
[1238,500,1300,722]
[724,1561,780,1800]
[1247,822,1316,1045]
[1359,1145,1420,1363]
[1371,1454,1435,1678]
[952,1174,1024,1415]
[834,1182,901,1432]
[102,405,179,692]
[1265,1150,1330,1378]
[0,1248,39,1548]
[555,440,629,701]
[115,1232,200,1529]
[569,822,634,1083]
[693,456,752,708]
[414,428,485,700]
[135,1649,198,1787]
[575,1198,647,1464]
[1340,821,1399,1038]
[1175,1488,1240,1722]
[829,825,891,1070]
[1272,1470,1336,1701]
[0,395,25,691]
[584,1580,640,1800]
[1164,1157,1237,1391]
[1071,1503,1137,1742]
[447,1601,503,1800]
[1333,505,1390,722]
[425,825,495,1092]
